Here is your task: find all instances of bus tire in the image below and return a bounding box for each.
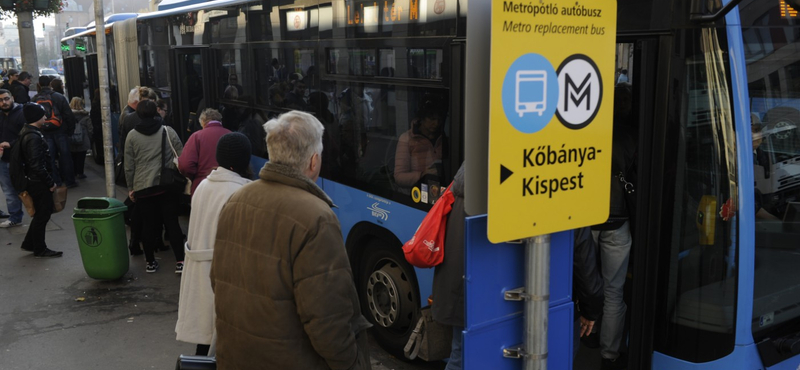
[358,239,420,359]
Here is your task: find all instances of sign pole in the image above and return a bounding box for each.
[525,234,550,370]
[93,0,114,198]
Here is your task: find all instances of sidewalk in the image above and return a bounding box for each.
[0,159,425,370]
[0,160,194,370]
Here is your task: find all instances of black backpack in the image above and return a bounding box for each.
[8,132,36,192]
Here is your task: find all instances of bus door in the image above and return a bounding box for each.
[169,47,215,141]
[612,36,668,370]
[622,13,765,369]
[63,56,86,102]
[566,35,667,370]
[85,54,100,103]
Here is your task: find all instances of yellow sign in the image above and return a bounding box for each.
[487,0,617,243]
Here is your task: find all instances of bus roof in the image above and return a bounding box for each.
[137,0,258,21]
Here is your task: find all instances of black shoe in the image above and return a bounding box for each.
[601,353,628,370]
[0,211,9,219]
[34,249,63,258]
[581,332,600,349]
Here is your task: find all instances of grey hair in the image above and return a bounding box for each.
[264,111,324,171]
[199,108,222,124]
[127,87,140,105]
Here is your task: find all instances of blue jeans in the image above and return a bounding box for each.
[0,161,23,223]
[44,132,75,186]
[444,326,463,370]
[593,221,632,360]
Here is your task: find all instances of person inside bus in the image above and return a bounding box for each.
[338,87,365,176]
[220,86,247,132]
[285,75,309,110]
[394,100,447,190]
[237,118,268,159]
[589,84,636,370]
[225,73,243,97]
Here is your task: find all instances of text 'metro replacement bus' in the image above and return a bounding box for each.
[62,0,800,368]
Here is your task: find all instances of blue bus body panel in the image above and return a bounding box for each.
[463,302,573,370]
[652,345,764,370]
[320,179,434,300]
[249,155,267,179]
[725,6,759,348]
[463,215,573,369]
[247,158,434,300]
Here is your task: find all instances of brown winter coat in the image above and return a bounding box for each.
[210,162,372,370]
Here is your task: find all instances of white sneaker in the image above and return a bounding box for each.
[0,220,20,228]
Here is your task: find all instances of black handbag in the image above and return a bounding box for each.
[175,355,216,370]
[159,128,187,194]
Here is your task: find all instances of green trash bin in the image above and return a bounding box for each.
[72,197,130,280]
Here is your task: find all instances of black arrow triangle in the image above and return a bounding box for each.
[500,165,513,184]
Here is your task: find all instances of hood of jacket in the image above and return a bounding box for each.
[205,166,251,186]
[134,116,162,136]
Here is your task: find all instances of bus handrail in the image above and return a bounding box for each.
[690,0,745,22]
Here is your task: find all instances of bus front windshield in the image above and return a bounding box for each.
[740,0,800,341]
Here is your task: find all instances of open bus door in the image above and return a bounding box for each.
[169,47,215,142]
[63,57,86,102]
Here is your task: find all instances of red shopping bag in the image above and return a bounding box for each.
[403,185,455,268]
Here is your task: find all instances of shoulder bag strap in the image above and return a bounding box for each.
[160,127,167,171]
[403,316,425,360]
[165,127,179,159]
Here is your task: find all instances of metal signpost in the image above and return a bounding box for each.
[476,1,617,369]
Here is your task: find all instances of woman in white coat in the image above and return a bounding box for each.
[175,132,253,355]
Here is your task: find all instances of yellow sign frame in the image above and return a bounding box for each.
[488,0,617,243]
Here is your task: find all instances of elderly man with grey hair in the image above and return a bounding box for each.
[210,111,372,370]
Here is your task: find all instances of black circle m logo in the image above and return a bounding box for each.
[556,54,603,130]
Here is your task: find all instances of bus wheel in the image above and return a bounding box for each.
[359,240,420,358]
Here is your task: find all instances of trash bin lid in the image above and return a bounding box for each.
[74,197,128,215]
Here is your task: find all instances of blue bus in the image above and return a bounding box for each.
[62,0,800,368]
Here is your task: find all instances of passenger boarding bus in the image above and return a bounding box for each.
[63,0,800,368]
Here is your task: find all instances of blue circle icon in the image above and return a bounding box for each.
[502,53,559,134]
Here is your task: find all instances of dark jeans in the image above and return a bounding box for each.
[71,151,87,176]
[136,193,184,264]
[44,132,75,186]
[22,182,53,254]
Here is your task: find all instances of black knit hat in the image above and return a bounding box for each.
[216,132,252,174]
[23,103,45,124]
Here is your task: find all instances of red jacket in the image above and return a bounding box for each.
[178,121,231,194]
